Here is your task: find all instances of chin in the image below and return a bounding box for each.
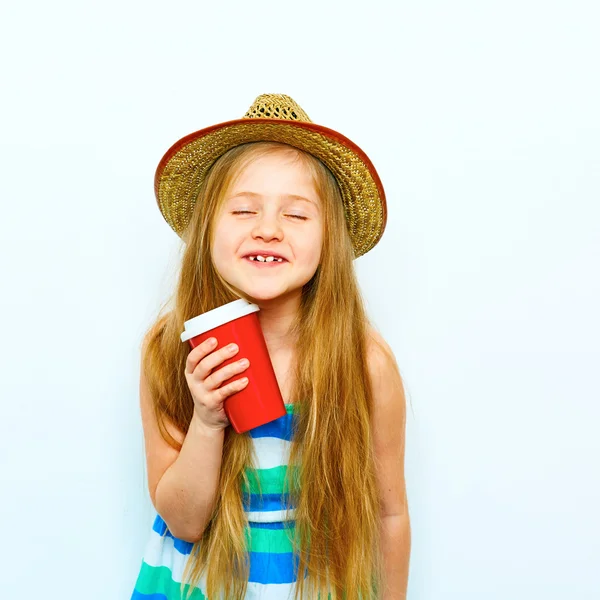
[243,284,299,303]
[245,289,287,302]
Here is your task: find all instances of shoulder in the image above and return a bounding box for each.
[365,324,398,376]
[364,323,406,422]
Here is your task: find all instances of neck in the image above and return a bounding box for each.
[251,293,301,354]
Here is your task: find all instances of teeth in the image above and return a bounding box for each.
[247,255,284,262]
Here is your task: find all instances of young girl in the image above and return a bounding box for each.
[130,93,410,600]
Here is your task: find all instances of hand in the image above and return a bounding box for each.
[184,337,250,431]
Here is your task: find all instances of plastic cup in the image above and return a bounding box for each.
[180,299,287,433]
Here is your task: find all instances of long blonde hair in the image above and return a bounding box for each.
[141,141,384,599]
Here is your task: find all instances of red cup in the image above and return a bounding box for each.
[180,299,287,433]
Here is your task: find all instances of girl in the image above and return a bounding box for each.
[130,93,410,600]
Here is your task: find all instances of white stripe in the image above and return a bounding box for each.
[245,572,320,600]
[250,436,291,470]
[246,508,297,522]
[245,580,296,599]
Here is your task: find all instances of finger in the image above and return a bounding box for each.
[185,337,218,375]
[216,376,249,400]
[194,343,240,381]
[205,357,249,390]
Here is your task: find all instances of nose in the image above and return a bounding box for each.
[251,210,283,242]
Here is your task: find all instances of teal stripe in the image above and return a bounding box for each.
[241,464,300,495]
[133,562,206,600]
[244,522,297,553]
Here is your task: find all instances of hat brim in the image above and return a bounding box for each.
[154,118,387,258]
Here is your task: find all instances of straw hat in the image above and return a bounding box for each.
[154,93,387,258]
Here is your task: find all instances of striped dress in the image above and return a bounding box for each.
[130,402,314,600]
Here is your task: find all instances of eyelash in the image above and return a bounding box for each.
[232,210,307,221]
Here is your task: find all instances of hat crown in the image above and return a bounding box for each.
[243,93,312,123]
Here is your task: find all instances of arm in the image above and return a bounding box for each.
[154,416,225,543]
[139,350,225,543]
[380,514,411,600]
[367,327,411,599]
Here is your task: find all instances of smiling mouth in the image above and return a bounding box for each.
[243,256,288,268]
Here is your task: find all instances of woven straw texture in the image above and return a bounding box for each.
[155,93,387,258]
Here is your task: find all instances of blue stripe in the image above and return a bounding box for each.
[130,592,168,600]
[248,551,299,584]
[152,513,168,535]
[248,413,295,441]
[243,492,295,512]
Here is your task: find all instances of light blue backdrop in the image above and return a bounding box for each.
[1,0,598,598]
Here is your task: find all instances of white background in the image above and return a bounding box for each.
[1,1,598,598]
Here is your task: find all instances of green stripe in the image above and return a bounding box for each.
[241,464,300,495]
[244,522,297,553]
[133,561,206,599]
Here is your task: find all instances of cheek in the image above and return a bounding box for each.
[305,227,323,258]
[212,220,234,250]
[298,242,322,268]
[210,226,241,270]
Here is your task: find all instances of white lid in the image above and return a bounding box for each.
[180,299,260,342]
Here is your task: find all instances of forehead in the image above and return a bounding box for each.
[226,152,320,203]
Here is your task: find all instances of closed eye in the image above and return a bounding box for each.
[232,211,307,220]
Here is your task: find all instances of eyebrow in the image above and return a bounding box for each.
[229,191,319,207]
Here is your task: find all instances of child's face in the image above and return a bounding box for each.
[211,150,323,304]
